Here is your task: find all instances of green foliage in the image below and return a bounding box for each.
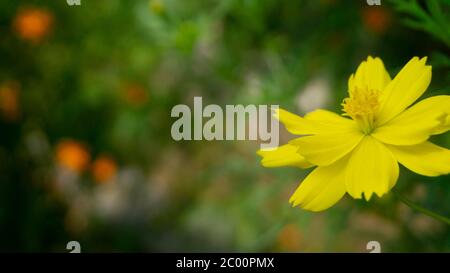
[391,0,450,46]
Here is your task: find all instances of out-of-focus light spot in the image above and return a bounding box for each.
[92,156,118,183]
[13,7,54,42]
[122,84,149,107]
[56,140,90,173]
[93,182,125,219]
[361,7,392,34]
[65,196,90,235]
[149,0,165,15]
[277,224,302,251]
[0,81,20,122]
[25,130,50,159]
[296,76,331,114]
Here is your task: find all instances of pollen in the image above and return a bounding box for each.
[342,87,381,133]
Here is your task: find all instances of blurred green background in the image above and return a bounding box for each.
[0,0,449,252]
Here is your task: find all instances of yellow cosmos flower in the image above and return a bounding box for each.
[257,56,450,212]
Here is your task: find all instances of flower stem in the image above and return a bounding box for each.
[392,189,450,225]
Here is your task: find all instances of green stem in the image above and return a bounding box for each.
[392,189,450,225]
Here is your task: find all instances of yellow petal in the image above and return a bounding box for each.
[273,108,318,135]
[348,56,391,92]
[345,136,399,200]
[289,157,348,212]
[274,108,356,135]
[386,142,450,177]
[304,109,356,129]
[289,130,364,166]
[372,95,450,145]
[257,144,314,169]
[376,57,431,126]
[432,112,450,135]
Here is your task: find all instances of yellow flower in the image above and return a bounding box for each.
[257,56,450,212]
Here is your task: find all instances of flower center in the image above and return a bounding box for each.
[342,87,380,134]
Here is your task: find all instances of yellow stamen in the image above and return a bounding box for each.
[342,87,380,134]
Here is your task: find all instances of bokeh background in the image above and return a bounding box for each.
[0,0,449,252]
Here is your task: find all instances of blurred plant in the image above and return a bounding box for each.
[391,0,450,47]
[149,0,165,15]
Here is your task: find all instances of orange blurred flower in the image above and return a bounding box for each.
[122,84,149,107]
[0,81,20,122]
[361,7,392,34]
[92,156,118,183]
[13,7,54,42]
[277,224,302,252]
[56,140,90,173]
